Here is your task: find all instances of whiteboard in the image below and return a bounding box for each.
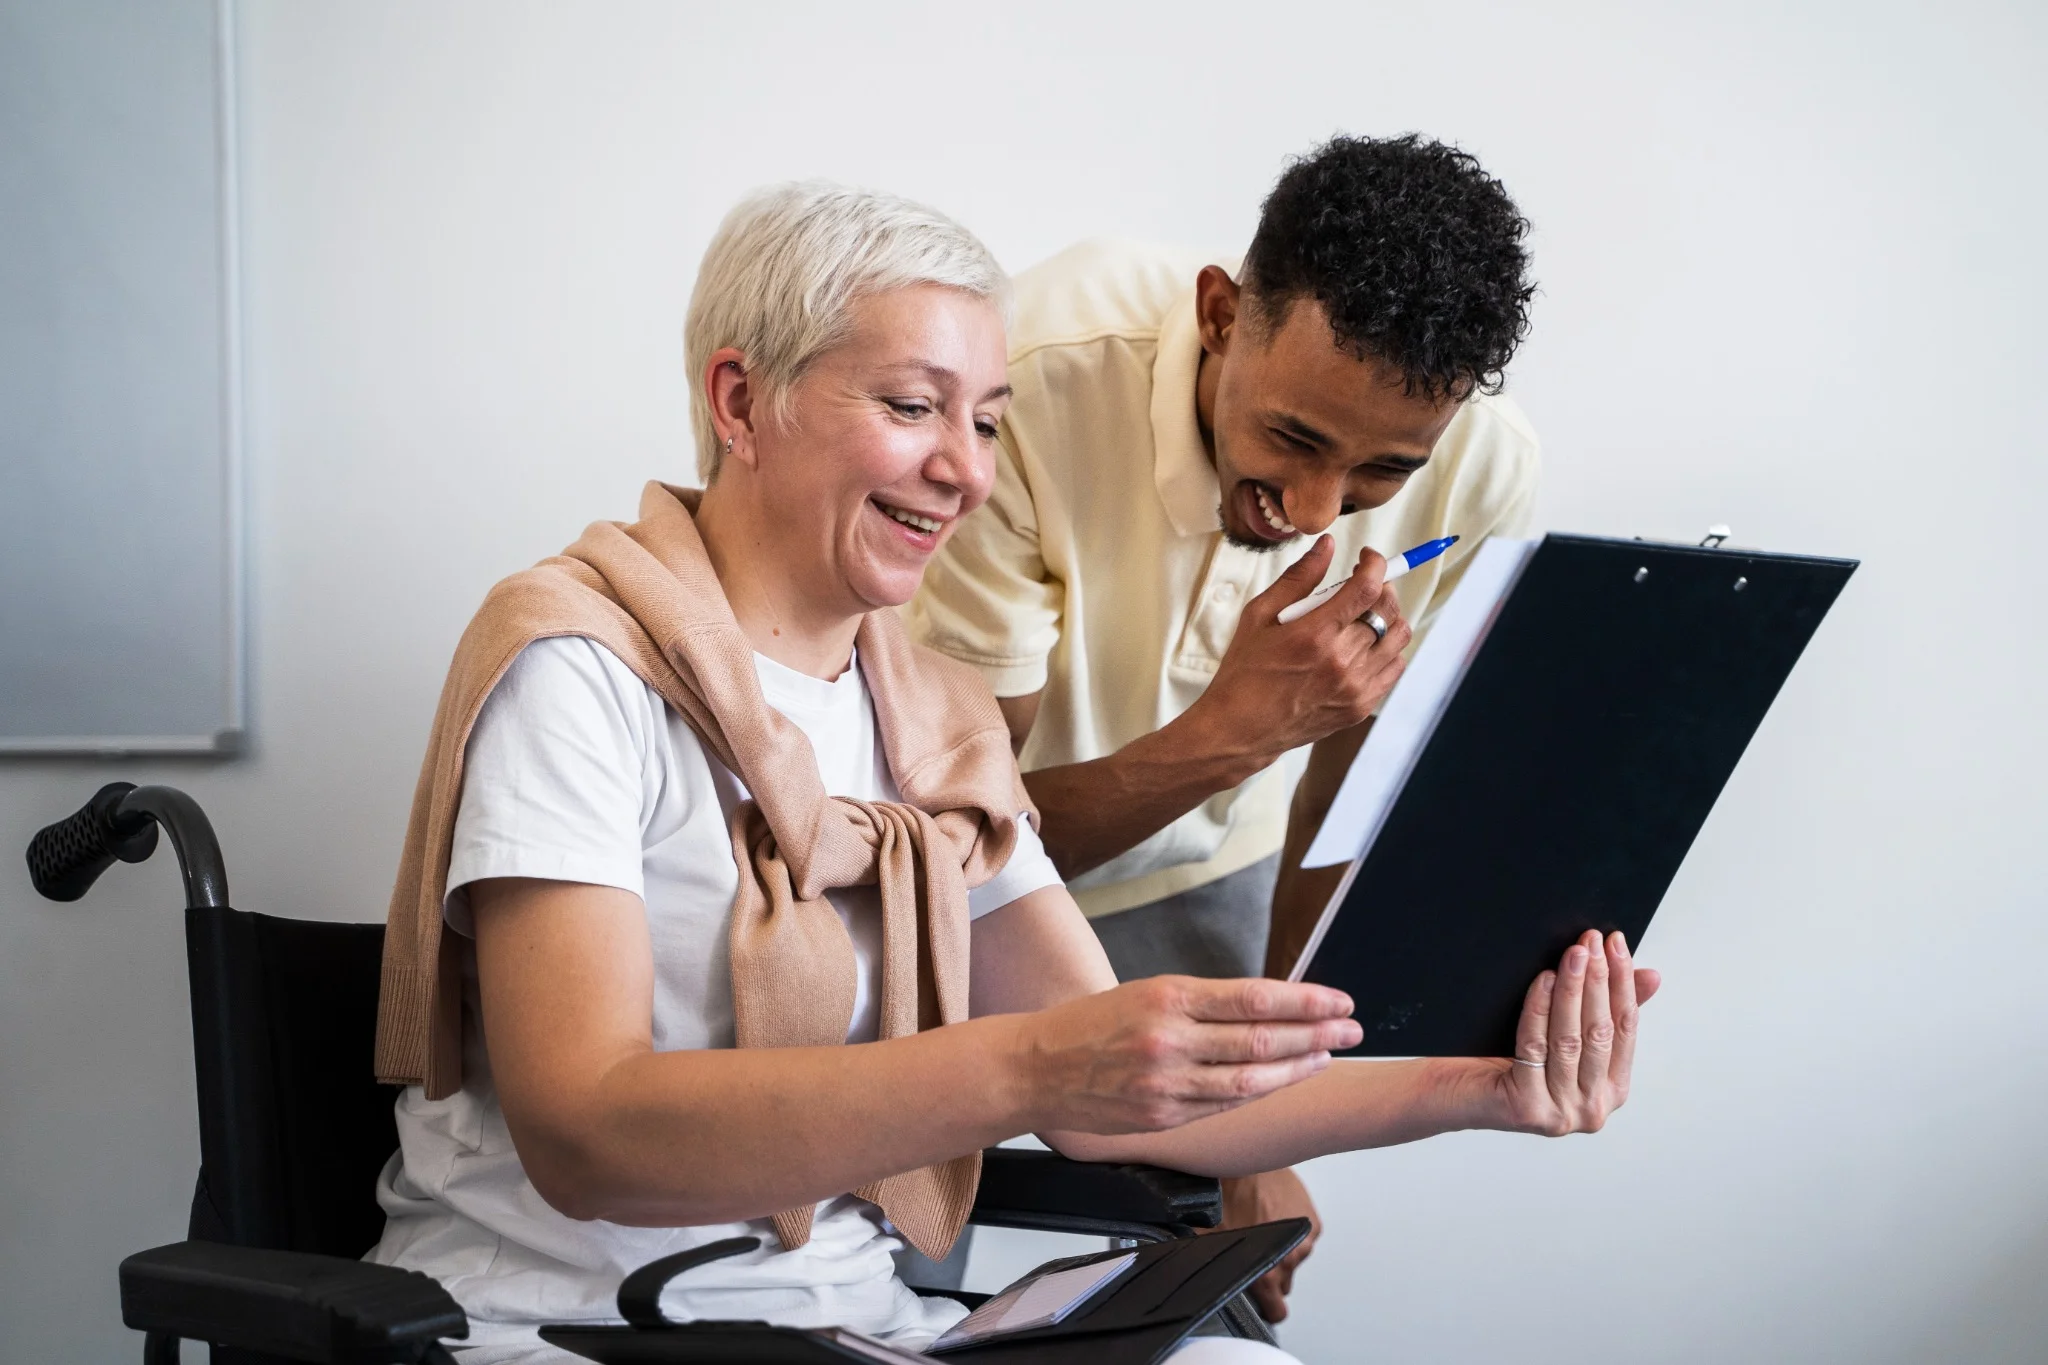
[0,0,244,755]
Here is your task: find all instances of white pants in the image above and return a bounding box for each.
[452,1335,1303,1363]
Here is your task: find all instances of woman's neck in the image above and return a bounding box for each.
[693,482,863,681]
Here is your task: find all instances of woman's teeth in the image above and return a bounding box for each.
[1254,485,1297,536]
[879,502,943,534]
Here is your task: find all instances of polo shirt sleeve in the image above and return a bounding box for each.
[908,433,1065,697]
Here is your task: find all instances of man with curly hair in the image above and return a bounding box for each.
[906,134,1541,1316]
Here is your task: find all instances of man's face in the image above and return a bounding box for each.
[1196,267,1462,550]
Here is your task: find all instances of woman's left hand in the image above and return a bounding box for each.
[1492,929,1661,1136]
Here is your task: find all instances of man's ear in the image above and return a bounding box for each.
[705,346,759,469]
[1194,264,1244,358]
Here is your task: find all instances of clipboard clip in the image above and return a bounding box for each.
[1700,523,1732,548]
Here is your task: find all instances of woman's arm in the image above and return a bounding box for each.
[470,877,1358,1226]
[968,887,1660,1175]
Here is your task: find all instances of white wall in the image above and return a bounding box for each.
[3,2,2044,1361]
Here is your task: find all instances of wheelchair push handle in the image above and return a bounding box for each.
[26,782,231,910]
[27,782,158,901]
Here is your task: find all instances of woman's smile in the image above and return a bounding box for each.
[869,495,952,553]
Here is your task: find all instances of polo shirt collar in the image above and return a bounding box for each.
[1150,287,1223,538]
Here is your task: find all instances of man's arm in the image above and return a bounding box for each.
[1262,716,1373,977]
[1013,696,1276,880]
[1007,536,1411,881]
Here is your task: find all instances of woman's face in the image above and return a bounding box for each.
[750,285,1010,614]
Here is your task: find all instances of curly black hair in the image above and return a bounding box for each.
[1241,133,1535,400]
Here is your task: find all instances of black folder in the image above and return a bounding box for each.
[1293,533,1856,1057]
[539,1219,1309,1365]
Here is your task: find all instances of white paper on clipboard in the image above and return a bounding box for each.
[1288,537,1538,978]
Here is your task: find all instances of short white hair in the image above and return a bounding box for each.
[685,182,1011,484]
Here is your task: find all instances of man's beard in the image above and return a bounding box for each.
[1217,500,1290,554]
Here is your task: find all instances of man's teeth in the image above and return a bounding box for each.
[880,503,943,534]
[1254,485,1297,535]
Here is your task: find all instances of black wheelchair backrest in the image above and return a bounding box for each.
[30,783,402,1261]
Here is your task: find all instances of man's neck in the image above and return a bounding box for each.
[692,484,861,681]
[1194,345,1221,466]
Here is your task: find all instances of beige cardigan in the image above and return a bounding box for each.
[373,482,1034,1256]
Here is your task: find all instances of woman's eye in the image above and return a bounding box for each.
[887,400,932,419]
[975,420,999,440]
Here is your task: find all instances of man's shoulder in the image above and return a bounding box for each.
[1008,238,1223,358]
[1442,390,1541,487]
[1462,390,1541,451]
[1394,389,1540,538]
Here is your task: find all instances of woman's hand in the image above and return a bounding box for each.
[1018,975,1363,1135]
[1489,929,1662,1136]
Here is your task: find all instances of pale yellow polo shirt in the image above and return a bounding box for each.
[908,239,1541,918]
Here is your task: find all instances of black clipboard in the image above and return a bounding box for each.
[1292,533,1856,1057]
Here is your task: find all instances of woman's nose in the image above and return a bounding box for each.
[925,418,994,503]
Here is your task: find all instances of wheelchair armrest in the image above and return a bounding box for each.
[970,1148,1223,1238]
[120,1240,466,1364]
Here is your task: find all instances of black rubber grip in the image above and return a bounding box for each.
[25,782,159,902]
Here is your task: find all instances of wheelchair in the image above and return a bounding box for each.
[27,782,1287,1364]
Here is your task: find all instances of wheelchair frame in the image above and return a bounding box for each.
[27,783,1277,1363]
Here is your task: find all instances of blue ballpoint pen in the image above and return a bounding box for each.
[1275,535,1460,624]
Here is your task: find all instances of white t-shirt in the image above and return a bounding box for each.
[369,636,1061,1356]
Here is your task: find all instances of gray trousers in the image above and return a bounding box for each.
[1089,854,1282,983]
[894,854,1283,1292]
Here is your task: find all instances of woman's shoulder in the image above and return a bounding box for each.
[484,635,713,781]
[496,634,658,714]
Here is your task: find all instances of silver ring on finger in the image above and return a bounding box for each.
[1364,611,1389,643]
[1512,1056,1545,1068]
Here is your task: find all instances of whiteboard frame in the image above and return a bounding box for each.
[0,0,247,758]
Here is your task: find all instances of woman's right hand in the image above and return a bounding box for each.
[1015,975,1363,1134]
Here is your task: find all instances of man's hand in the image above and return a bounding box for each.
[1011,535,1411,881]
[1212,1168,1321,1322]
[1186,535,1413,769]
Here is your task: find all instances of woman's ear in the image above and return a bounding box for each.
[705,347,759,469]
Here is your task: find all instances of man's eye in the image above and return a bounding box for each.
[1270,427,1314,452]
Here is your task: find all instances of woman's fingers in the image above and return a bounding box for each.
[1178,976,1355,1024]
[1579,930,1616,1101]
[1178,1053,1334,1107]
[1607,932,1641,1098]
[1513,968,1554,1067]
[1634,966,1662,1005]
[1186,1018,1362,1064]
[1545,940,1589,1104]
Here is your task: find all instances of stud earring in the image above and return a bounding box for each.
[724,435,734,455]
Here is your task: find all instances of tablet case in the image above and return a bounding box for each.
[539,1219,1308,1365]
[1297,534,1856,1056]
